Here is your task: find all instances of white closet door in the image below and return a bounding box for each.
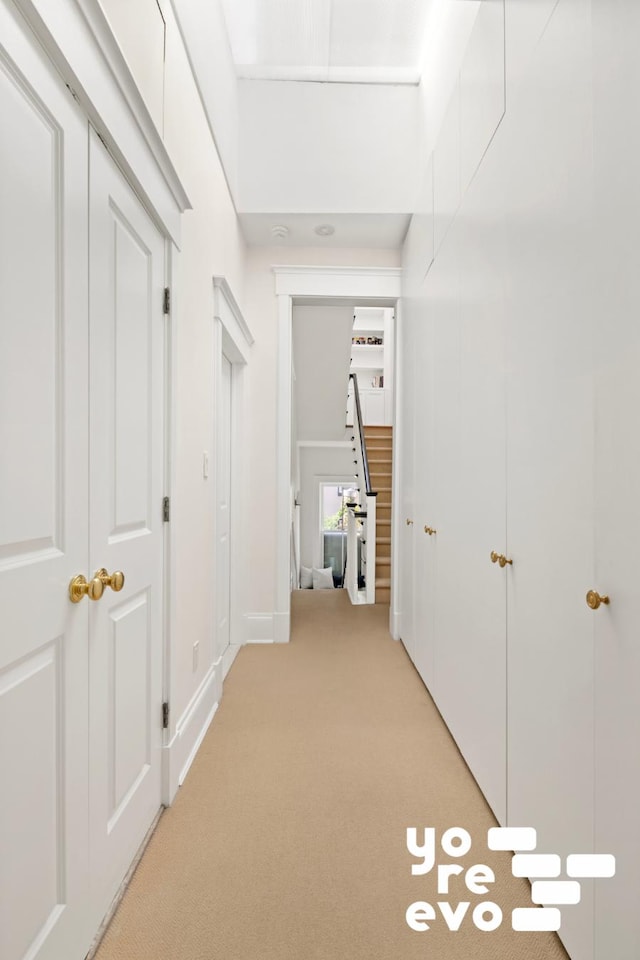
[216,354,233,663]
[88,129,165,921]
[592,1,640,950]
[429,199,508,824]
[430,238,463,727]
[412,287,435,690]
[449,158,508,824]
[0,7,90,960]
[398,297,416,661]
[505,7,595,958]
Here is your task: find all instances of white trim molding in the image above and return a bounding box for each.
[273,265,402,644]
[244,613,275,644]
[213,276,255,360]
[211,277,253,660]
[162,662,222,804]
[274,265,402,299]
[390,298,403,638]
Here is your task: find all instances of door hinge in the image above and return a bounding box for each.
[162,496,170,522]
[163,287,171,315]
[162,702,169,729]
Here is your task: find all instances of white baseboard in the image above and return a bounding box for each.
[222,642,241,679]
[162,662,222,805]
[244,613,275,643]
[390,609,401,641]
[273,610,290,643]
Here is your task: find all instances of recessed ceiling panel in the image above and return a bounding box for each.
[220,0,434,83]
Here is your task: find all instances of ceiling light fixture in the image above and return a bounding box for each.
[315,224,335,237]
[271,225,290,240]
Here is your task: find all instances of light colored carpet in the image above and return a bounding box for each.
[95,590,568,960]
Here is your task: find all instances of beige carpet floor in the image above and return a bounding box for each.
[95,590,568,960]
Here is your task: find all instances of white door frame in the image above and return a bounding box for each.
[273,266,402,643]
[212,277,254,671]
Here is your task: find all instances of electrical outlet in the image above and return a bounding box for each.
[192,641,199,672]
[203,451,209,479]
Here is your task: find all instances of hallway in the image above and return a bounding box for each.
[94,591,566,960]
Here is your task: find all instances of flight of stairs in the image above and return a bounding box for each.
[364,425,393,605]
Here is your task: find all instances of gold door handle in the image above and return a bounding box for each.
[69,574,104,603]
[491,552,512,568]
[95,568,125,592]
[586,590,610,610]
[424,526,437,536]
[406,518,414,526]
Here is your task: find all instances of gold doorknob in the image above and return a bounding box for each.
[491,552,512,568]
[424,526,437,535]
[406,518,414,526]
[586,590,610,610]
[95,568,125,592]
[69,574,104,603]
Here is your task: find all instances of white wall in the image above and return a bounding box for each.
[243,246,401,627]
[238,80,420,214]
[297,445,355,571]
[169,0,240,198]
[293,305,354,441]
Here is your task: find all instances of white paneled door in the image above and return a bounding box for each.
[0,8,165,959]
[87,129,165,921]
[0,7,90,959]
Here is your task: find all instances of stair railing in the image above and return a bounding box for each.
[347,373,377,603]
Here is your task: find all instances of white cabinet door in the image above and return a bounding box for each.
[505,9,595,957]
[592,2,640,950]
[0,7,91,959]
[361,388,386,426]
[87,130,165,921]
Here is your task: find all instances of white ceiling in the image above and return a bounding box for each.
[239,212,411,248]
[219,0,436,83]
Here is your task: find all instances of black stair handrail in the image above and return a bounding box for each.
[349,373,375,497]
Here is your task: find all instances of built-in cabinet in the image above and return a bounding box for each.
[350,306,393,425]
[398,3,640,959]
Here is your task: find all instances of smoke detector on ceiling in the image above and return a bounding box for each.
[271,224,290,240]
[314,224,335,237]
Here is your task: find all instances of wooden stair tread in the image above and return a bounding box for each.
[375,577,391,588]
[376,536,391,544]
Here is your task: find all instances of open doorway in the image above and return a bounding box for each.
[319,482,359,586]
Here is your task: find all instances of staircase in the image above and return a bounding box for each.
[364,425,393,604]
